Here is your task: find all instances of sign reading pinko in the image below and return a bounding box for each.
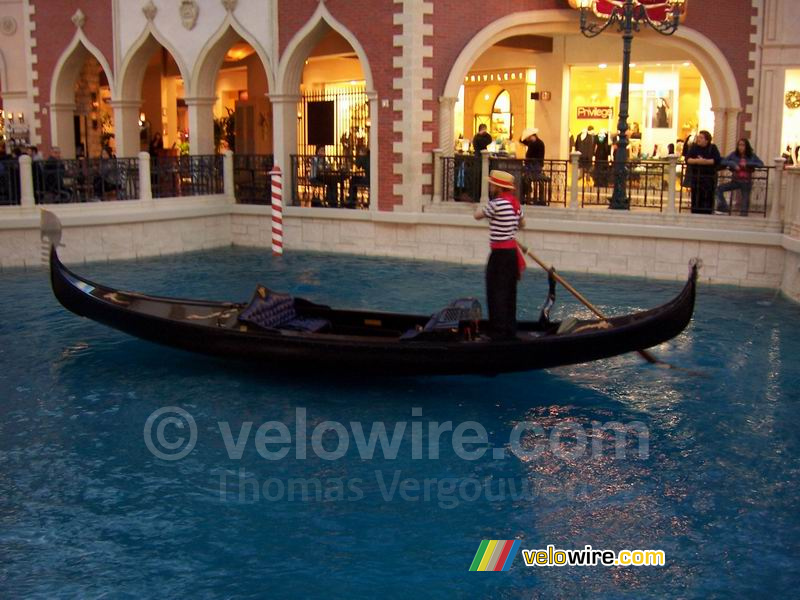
[577,106,614,120]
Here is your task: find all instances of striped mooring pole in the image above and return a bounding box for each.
[270,165,283,256]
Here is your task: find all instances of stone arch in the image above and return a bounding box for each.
[439,9,743,156]
[190,17,275,99]
[114,26,190,157]
[274,2,378,209]
[49,30,115,158]
[0,48,8,94]
[117,26,190,102]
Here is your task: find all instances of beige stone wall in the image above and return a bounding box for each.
[232,211,787,289]
[0,197,232,269]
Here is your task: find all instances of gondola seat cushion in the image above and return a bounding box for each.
[238,286,329,332]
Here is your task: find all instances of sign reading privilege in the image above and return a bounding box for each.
[577,106,614,120]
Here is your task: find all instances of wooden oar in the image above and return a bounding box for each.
[516,240,665,367]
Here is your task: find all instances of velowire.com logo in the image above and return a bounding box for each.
[469,540,521,572]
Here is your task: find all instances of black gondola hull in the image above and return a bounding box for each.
[50,247,696,376]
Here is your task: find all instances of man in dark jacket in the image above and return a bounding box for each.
[472,124,492,154]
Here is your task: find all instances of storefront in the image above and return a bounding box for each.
[568,61,713,158]
[454,68,536,156]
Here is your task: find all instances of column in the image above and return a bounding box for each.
[438,96,458,158]
[368,92,379,211]
[569,151,581,209]
[18,154,35,208]
[480,149,490,203]
[432,149,443,203]
[138,151,152,201]
[711,107,727,152]
[48,102,77,157]
[224,150,235,202]
[665,153,678,214]
[770,157,785,223]
[267,93,301,178]
[784,169,800,236]
[184,96,217,155]
[109,100,143,158]
[725,108,741,155]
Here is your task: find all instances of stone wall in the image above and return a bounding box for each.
[0,197,231,269]
[232,208,787,289]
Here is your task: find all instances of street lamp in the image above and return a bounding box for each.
[577,0,685,209]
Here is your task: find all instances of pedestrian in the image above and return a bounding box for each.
[472,124,492,155]
[473,170,526,340]
[685,130,721,214]
[716,138,763,215]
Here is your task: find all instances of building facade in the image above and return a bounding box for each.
[1,0,797,211]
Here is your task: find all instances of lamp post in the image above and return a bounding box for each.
[577,0,684,209]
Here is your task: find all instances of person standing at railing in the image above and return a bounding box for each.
[520,128,546,204]
[715,138,764,215]
[684,130,721,214]
[309,145,337,206]
[473,170,526,340]
[93,147,119,200]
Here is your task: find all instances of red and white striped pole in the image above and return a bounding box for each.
[270,166,283,256]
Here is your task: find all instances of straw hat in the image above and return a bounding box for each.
[487,170,515,189]
[520,128,538,141]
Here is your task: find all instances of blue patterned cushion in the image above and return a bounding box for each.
[238,288,297,329]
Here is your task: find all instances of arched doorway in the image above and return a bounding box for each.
[117,32,190,158]
[289,29,370,208]
[277,6,377,209]
[192,25,273,156]
[50,37,115,159]
[441,11,742,161]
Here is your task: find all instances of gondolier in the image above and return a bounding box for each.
[474,170,526,340]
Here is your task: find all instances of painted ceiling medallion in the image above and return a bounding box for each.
[142,1,157,22]
[221,0,238,12]
[180,0,199,30]
[71,9,86,29]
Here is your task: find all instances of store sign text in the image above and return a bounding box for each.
[577,106,614,120]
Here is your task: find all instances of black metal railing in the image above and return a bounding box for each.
[0,159,21,205]
[491,158,569,206]
[579,160,669,210]
[441,155,568,206]
[677,165,770,216]
[290,153,370,209]
[442,155,482,202]
[33,158,139,204]
[150,155,223,198]
[234,154,274,205]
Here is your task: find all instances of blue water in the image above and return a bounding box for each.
[1,247,799,598]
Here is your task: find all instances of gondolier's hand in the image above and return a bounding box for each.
[474,206,486,220]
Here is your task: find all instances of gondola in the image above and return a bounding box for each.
[48,242,697,376]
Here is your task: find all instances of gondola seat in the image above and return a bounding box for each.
[238,286,330,333]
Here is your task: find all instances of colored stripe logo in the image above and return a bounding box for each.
[469,540,521,571]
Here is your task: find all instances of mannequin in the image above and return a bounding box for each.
[574,126,596,174]
[593,130,611,187]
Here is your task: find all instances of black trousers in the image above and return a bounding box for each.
[486,248,518,339]
[690,174,715,214]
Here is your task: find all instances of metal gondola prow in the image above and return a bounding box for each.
[40,210,64,265]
